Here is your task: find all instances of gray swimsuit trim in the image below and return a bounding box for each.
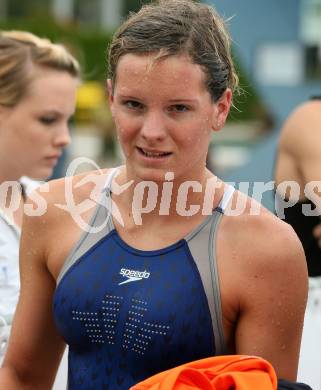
[56,168,118,286]
[56,170,234,356]
[185,185,234,355]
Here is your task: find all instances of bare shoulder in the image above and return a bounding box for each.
[25,168,110,220]
[21,168,110,267]
[280,100,321,155]
[27,168,109,208]
[282,100,321,132]
[221,193,307,282]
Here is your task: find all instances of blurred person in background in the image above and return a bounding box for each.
[275,96,321,389]
[0,2,311,389]
[0,30,80,361]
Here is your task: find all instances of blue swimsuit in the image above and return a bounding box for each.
[53,169,234,389]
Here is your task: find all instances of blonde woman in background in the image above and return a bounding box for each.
[0,31,80,374]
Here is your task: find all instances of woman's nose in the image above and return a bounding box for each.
[140,111,167,142]
[53,124,71,148]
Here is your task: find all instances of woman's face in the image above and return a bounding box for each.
[0,67,78,180]
[109,53,231,183]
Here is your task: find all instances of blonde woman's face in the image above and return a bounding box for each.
[0,67,78,180]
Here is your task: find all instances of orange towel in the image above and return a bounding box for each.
[130,355,277,390]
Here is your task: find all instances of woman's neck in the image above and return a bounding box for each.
[111,167,225,224]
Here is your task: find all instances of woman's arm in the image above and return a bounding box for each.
[234,213,308,380]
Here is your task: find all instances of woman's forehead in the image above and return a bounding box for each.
[114,53,207,93]
[15,69,78,113]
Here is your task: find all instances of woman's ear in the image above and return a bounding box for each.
[211,88,232,132]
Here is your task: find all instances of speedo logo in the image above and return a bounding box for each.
[118,268,151,285]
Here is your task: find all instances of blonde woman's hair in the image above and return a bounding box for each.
[0,30,80,106]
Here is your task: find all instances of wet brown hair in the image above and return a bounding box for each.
[108,0,239,102]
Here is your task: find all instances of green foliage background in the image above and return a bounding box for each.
[0,17,111,82]
[0,10,269,124]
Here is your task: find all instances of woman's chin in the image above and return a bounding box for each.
[26,167,54,181]
[128,165,172,183]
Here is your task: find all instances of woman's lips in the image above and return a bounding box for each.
[136,147,172,158]
[44,155,60,165]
